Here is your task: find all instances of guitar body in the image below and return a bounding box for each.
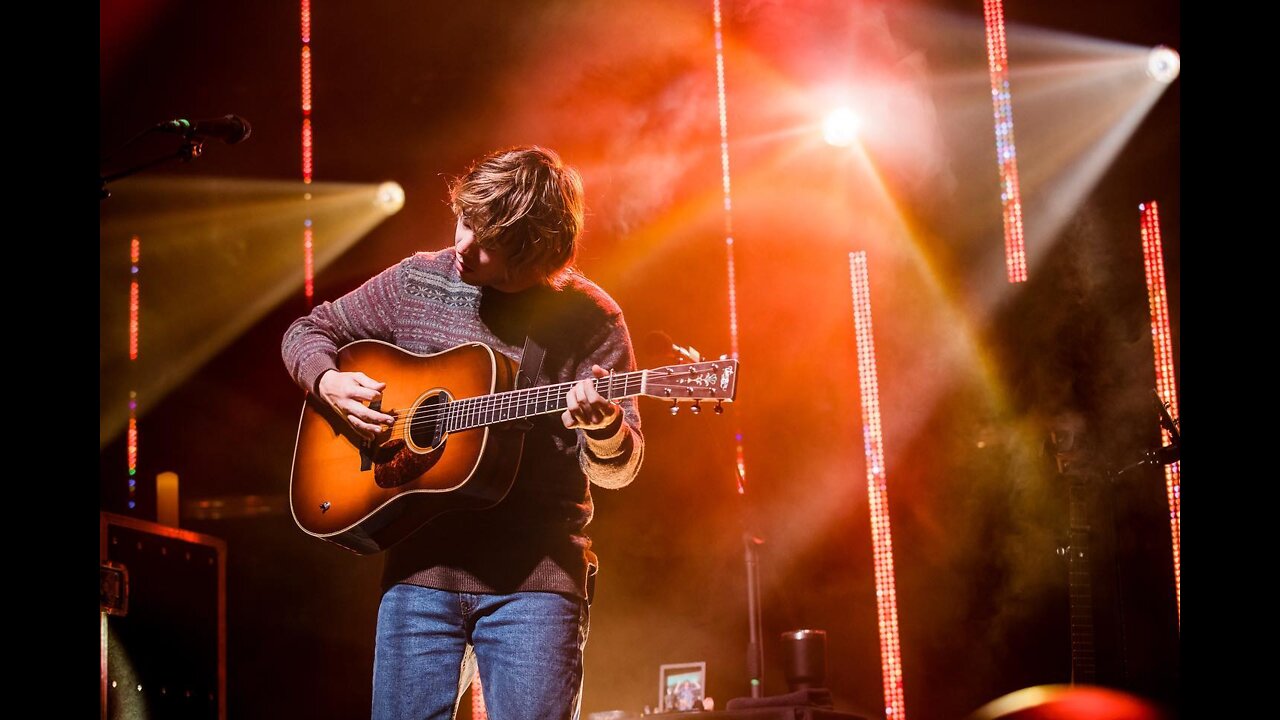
[290,341,524,555]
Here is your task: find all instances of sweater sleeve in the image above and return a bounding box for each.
[576,311,645,490]
[281,261,403,394]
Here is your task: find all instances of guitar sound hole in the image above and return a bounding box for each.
[408,392,448,449]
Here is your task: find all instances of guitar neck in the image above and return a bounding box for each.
[446,371,648,432]
[1066,472,1096,684]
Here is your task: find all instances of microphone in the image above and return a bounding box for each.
[155,114,252,144]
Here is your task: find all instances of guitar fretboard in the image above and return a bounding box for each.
[1067,471,1095,685]
[444,371,647,432]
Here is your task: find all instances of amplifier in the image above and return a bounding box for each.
[100,512,226,720]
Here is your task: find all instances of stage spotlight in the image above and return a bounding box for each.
[375,181,405,214]
[1146,45,1180,83]
[823,107,861,147]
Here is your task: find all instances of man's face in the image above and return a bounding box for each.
[453,216,530,292]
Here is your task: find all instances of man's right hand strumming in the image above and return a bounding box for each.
[317,370,396,440]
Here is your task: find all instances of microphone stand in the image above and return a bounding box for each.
[717,371,765,697]
[660,336,767,698]
[100,132,205,201]
[739,469,766,698]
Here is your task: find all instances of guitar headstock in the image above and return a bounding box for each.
[642,359,740,404]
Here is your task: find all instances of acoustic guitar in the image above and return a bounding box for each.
[290,340,739,554]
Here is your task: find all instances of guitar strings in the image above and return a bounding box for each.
[342,362,723,436]
[397,375,643,433]
[364,371,657,435]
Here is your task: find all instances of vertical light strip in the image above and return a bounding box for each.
[712,0,747,491]
[1139,201,1180,627]
[471,675,487,720]
[982,0,1027,283]
[128,236,140,510]
[304,222,315,301]
[850,252,906,719]
[129,236,140,361]
[301,7,312,113]
[302,117,314,183]
[301,1,315,304]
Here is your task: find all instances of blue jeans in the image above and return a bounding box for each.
[372,585,590,720]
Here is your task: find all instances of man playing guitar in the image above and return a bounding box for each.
[282,146,644,720]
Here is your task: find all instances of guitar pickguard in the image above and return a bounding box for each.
[373,439,445,489]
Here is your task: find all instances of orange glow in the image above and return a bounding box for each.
[1140,201,1179,627]
[300,0,310,44]
[972,684,1166,720]
[850,252,906,719]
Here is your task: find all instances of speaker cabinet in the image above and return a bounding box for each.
[100,512,226,720]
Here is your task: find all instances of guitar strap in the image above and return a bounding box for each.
[516,334,546,393]
[516,321,600,604]
[508,331,547,437]
[517,328,600,604]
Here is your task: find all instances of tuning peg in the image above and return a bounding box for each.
[670,401,680,416]
[691,401,701,415]
[715,401,724,415]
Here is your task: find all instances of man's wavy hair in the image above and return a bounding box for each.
[449,146,584,289]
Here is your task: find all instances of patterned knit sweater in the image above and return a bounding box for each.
[281,249,644,599]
